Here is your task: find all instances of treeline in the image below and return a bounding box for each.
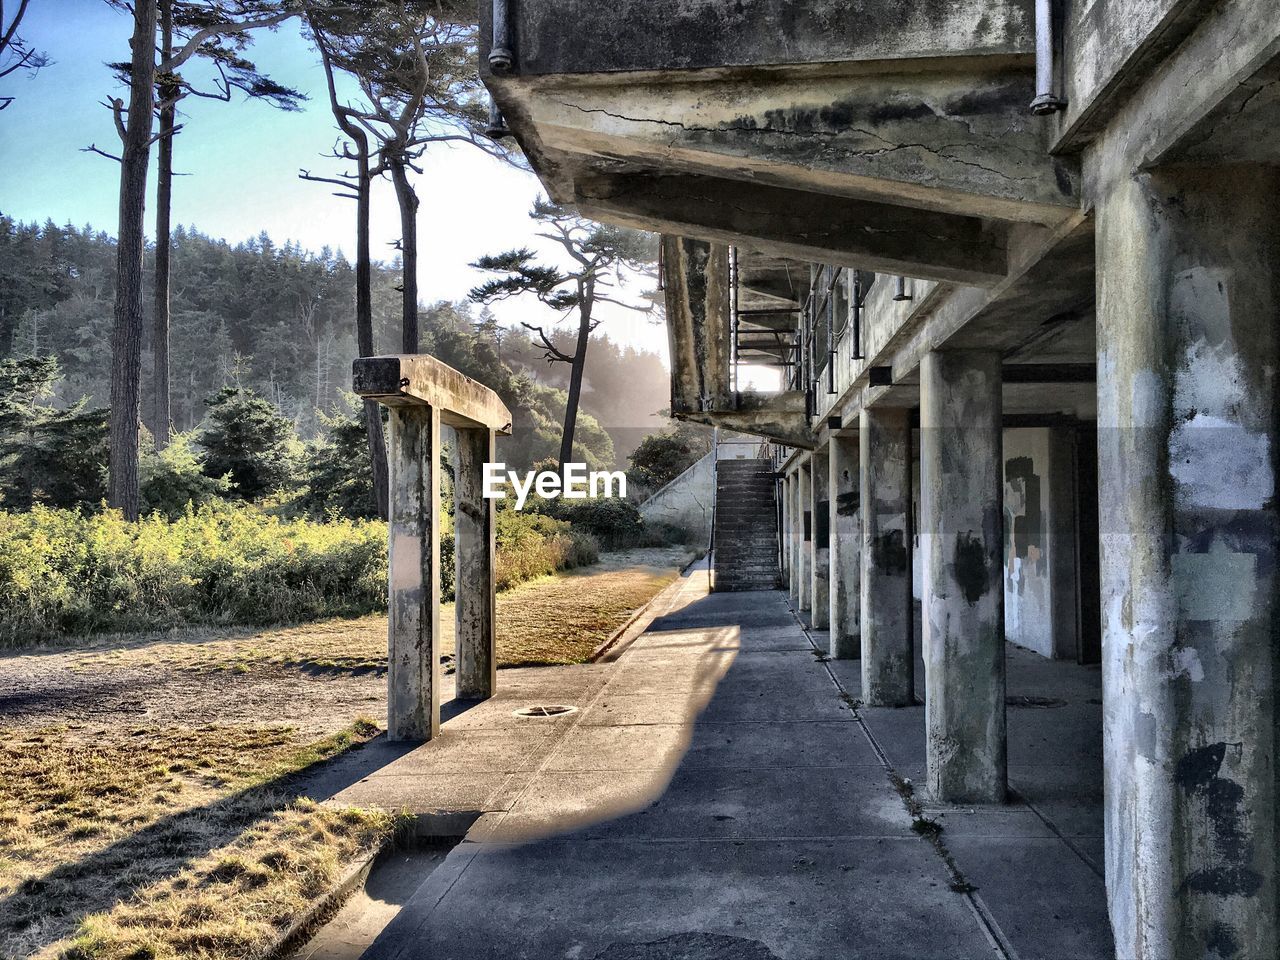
[0,216,668,468]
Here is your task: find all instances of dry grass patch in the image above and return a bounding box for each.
[61,547,694,676]
[0,720,395,960]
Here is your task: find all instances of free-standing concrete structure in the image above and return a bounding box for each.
[485,1,1280,956]
[355,354,513,742]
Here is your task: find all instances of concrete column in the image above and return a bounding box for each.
[860,407,914,706]
[386,404,442,741]
[783,473,793,601]
[1096,166,1279,960]
[809,446,831,629]
[778,471,788,578]
[797,462,811,611]
[829,435,860,659]
[920,350,1006,804]
[454,426,497,700]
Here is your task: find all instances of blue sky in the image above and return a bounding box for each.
[0,1,668,358]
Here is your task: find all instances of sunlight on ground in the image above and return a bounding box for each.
[0,548,695,958]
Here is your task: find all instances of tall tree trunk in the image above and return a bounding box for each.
[355,145,388,519]
[108,1,158,520]
[153,0,174,449]
[558,282,594,469]
[389,160,419,354]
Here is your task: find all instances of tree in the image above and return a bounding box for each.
[95,0,299,520]
[198,384,299,500]
[303,1,508,353]
[299,395,381,519]
[0,356,109,509]
[0,0,51,111]
[470,198,657,469]
[628,422,713,492]
[148,0,305,450]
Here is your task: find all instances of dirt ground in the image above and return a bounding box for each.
[0,547,693,959]
[0,546,694,736]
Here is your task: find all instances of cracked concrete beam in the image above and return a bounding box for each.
[580,172,1009,287]
[677,391,816,450]
[516,68,1077,224]
[354,355,514,435]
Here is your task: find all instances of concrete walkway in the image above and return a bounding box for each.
[323,566,1113,960]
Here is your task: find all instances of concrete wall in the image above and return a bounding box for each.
[638,449,715,542]
[1003,427,1080,661]
[1003,428,1054,658]
[638,441,760,542]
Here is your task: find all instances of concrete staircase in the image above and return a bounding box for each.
[712,458,780,591]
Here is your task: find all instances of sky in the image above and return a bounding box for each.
[0,0,670,360]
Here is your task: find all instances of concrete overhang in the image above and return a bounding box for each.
[484,0,1082,286]
[354,355,514,435]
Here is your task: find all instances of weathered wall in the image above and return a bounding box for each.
[638,449,716,543]
[1003,428,1055,658]
[506,0,1033,76]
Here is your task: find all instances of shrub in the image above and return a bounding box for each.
[0,501,603,644]
[494,508,597,591]
[0,503,386,644]
[535,496,645,550]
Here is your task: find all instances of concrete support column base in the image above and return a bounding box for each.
[386,404,442,742]
[1097,165,1280,960]
[829,435,860,659]
[860,407,914,707]
[920,349,1006,804]
[454,426,497,700]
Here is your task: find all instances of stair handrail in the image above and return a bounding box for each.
[707,427,719,588]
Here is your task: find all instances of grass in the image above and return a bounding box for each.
[61,546,694,676]
[0,719,399,960]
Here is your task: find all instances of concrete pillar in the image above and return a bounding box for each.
[860,407,914,706]
[1096,166,1279,960]
[809,447,831,629]
[920,350,1006,804]
[778,472,789,580]
[454,426,497,700]
[783,473,793,601]
[386,404,442,741]
[830,435,860,659]
[797,462,811,611]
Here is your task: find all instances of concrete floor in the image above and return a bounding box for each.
[323,565,1113,960]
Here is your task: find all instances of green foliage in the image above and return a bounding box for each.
[140,431,232,518]
[299,397,380,520]
[0,356,108,510]
[198,385,301,501]
[0,504,388,644]
[493,507,598,591]
[628,422,713,492]
[534,496,645,551]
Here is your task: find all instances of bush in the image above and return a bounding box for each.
[0,503,386,644]
[534,496,646,550]
[0,501,603,644]
[494,508,597,592]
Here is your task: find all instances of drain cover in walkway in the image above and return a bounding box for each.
[512,704,578,718]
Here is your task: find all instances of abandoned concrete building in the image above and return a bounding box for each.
[474,2,1280,958]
